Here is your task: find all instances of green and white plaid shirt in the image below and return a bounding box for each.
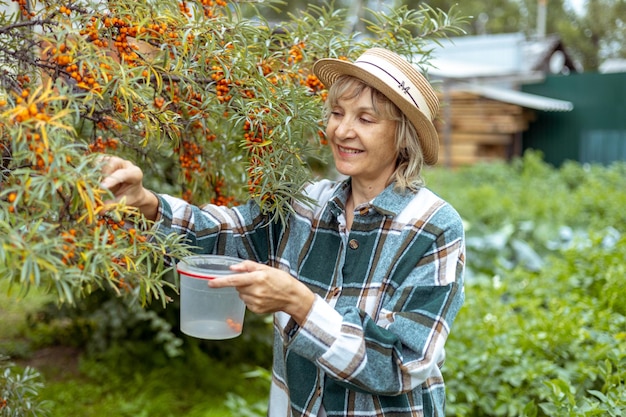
[156,178,465,417]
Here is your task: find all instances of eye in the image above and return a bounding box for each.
[359,113,377,124]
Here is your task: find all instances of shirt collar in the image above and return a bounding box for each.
[328,178,417,217]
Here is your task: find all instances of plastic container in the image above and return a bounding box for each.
[177,255,245,340]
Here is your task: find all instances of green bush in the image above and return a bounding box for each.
[426,152,626,416]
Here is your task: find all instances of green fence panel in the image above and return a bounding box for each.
[522,72,626,166]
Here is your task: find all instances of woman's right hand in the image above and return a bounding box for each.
[99,155,159,221]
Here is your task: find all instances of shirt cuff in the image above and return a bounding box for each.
[287,296,344,361]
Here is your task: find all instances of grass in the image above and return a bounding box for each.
[39,352,269,417]
[0,280,270,416]
[0,280,54,355]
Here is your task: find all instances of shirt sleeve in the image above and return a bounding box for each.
[153,193,274,263]
[286,203,466,396]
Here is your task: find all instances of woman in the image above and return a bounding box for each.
[101,47,465,417]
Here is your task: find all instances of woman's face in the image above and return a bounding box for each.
[326,87,398,192]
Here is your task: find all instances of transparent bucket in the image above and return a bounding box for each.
[177,255,245,340]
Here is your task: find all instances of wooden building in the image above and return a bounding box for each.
[426,33,578,167]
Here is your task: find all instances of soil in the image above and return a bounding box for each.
[21,346,81,378]
[5,342,82,381]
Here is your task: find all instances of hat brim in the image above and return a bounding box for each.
[313,58,439,165]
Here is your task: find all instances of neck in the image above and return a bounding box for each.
[349,178,387,207]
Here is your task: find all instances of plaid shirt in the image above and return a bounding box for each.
[156,178,465,417]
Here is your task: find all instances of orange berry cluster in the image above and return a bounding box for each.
[127,227,148,244]
[199,0,228,19]
[16,74,30,85]
[109,256,138,293]
[96,115,121,132]
[47,43,103,92]
[107,17,141,65]
[81,17,107,48]
[176,139,205,182]
[59,5,72,16]
[183,86,209,125]
[88,136,119,153]
[115,276,133,292]
[60,228,82,267]
[12,87,51,124]
[179,1,192,17]
[24,131,53,173]
[317,128,328,146]
[153,96,166,109]
[258,61,273,77]
[243,118,272,147]
[181,188,193,203]
[209,176,236,206]
[80,15,145,66]
[288,41,306,65]
[246,160,262,195]
[13,0,34,18]
[146,21,183,52]
[55,207,147,285]
[302,73,324,94]
[244,116,276,195]
[98,213,146,245]
[211,66,232,103]
[5,191,17,213]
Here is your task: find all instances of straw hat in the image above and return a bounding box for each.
[312,47,440,165]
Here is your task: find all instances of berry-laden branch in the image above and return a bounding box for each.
[0,0,466,306]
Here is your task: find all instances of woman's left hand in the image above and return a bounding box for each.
[208,260,316,324]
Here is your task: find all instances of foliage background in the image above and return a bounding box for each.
[263,0,626,72]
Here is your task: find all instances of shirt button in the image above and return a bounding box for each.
[332,287,340,296]
[348,239,359,250]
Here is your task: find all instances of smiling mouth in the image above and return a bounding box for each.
[338,146,363,154]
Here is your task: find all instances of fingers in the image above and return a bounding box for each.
[97,155,126,177]
[100,165,142,191]
[205,260,314,320]
[229,260,266,273]
[207,261,261,288]
[98,156,143,195]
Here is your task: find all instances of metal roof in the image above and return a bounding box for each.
[426,33,526,80]
[458,84,574,112]
[426,32,579,80]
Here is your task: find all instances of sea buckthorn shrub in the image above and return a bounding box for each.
[0,1,465,304]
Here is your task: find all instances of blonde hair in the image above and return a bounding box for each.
[324,75,425,192]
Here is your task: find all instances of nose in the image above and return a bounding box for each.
[333,117,355,140]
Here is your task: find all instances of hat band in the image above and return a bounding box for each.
[354,57,432,121]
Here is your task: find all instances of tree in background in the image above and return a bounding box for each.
[0,0,465,306]
[272,0,625,72]
[420,0,626,72]
[557,0,626,70]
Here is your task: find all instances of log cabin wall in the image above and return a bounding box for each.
[434,91,536,167]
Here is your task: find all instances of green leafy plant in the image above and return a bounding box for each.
[428,153,626,416]
[0,356,49,417]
